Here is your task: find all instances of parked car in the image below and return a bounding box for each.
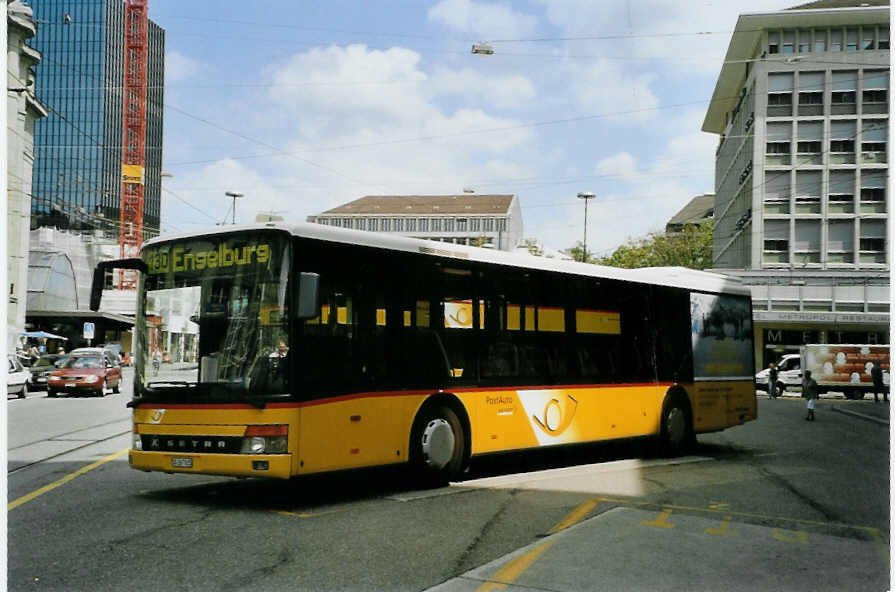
[27,353,68,390]
[7,355,30,398]
[47,354,122,397]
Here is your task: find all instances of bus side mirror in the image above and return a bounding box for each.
[296,272,320,319]
[90,258,148,311]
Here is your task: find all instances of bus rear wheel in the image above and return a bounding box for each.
[411,405,466,486]
[660,396,694,456]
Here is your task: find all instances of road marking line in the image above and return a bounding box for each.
[773,528,807,544]
[705,515,734,536]
[593,495,880,535]
[546,498,599,534]
[475,540,554,592]
[641,508,675,529]
[8,448,128,511]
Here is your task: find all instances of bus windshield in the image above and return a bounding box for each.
[136,233,291,403]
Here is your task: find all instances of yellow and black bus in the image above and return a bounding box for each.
[92,222,756,482]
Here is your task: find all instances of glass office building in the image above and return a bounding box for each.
[29,0,164,239]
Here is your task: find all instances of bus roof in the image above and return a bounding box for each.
[143,222,751,297]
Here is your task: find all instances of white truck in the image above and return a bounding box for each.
[756,345,890,400]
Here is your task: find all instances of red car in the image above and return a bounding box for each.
[47,355,122,398]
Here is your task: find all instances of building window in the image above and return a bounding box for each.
[797,72,824,116]
[831,29,842,52]
[483,218,494,232]
[456,218,467,232]
[431,218,442,232]
[814,30,827,52]
[859,219,886,263]
[470,218,480,231]
[829,170,855,214]
[846,28,858,51]
[369,218,379,231]
[763,220,790,263]
[796,122,823,164]
[765,171,791,215]
[406,218,417,232]
[418,218,428,232]
[862,69,888,114]
[381,218,391,231]
[797,30,811,53]
[782,30,794,53]
[357,218,367,231]
[794,220,821,263]
[444,218,455,232]
[862,27,875,50]
[861,120,887,163]
[831,71,857,115]
[795,171,821,214]
[768,31,780,54]
[766,122,792,165]
[767,73,793,117]
[828,220,855,263]
[879,26,889,50]
[860,171,887,213]
[829,120,856,164]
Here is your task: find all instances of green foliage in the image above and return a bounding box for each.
[521,238,544,257]
[594,222,714,270]
[563,241,596,263]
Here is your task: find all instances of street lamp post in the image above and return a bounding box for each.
[577,192,595,263]
[225,191,244,225]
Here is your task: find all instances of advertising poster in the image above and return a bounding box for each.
[690,293,753,380]
[803,345,890,387]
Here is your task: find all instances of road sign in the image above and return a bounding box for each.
[83,322,95,340]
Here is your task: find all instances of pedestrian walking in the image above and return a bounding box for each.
[870,362,887,403]
[802,370,819,421]
[768,362,778,399]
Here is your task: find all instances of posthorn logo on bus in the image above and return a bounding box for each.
[532,394,578,436]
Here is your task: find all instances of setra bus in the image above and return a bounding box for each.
[91,222,756,482]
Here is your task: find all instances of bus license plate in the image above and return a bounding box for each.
[171,457,193,468]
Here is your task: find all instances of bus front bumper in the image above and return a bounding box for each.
[129,450,293,479]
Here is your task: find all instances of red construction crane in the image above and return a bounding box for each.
[119,0,148,289]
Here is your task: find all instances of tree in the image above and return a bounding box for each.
[595,222,713,270]
[563,241,596,263]
[520,238,544,257]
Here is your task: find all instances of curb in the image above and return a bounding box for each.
[830,405,890,426]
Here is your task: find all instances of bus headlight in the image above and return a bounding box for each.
[240,425,288,455]
[133,435,143,450]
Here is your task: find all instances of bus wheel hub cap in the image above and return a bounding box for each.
[422,419,455,469]
[667,408,685,443]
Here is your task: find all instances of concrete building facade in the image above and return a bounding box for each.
[7,0,48,350]
[308,194,524,251]
[703,1,889,366]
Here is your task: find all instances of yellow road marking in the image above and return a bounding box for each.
[476,540,554,592]
[641,508,675,529]
[773,528,807,544]
[9,448,129,511]
[546,498,599,534]
[592,496,882,535]
[705,515,734,536]
[272,508,344,519]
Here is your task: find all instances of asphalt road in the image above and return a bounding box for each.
[7,376,890,592]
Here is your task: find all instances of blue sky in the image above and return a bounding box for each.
[150,0,795,255]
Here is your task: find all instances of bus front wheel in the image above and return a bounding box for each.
[660,395,694,456]
[411,405,466,486]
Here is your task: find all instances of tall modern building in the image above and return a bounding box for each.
[308,194,524,251]
[703,1,889,367]
[29,0,164,239]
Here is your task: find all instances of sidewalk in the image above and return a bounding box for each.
[829,400,891,425]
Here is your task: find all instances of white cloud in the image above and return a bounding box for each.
[428,0,538,40]
[165,50,200,83]
[536,0,795,75]
[595,152,638,182]
[430,68,536,110]
[568,59,659,123]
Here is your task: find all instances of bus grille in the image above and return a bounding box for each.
[140,435,242,454]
